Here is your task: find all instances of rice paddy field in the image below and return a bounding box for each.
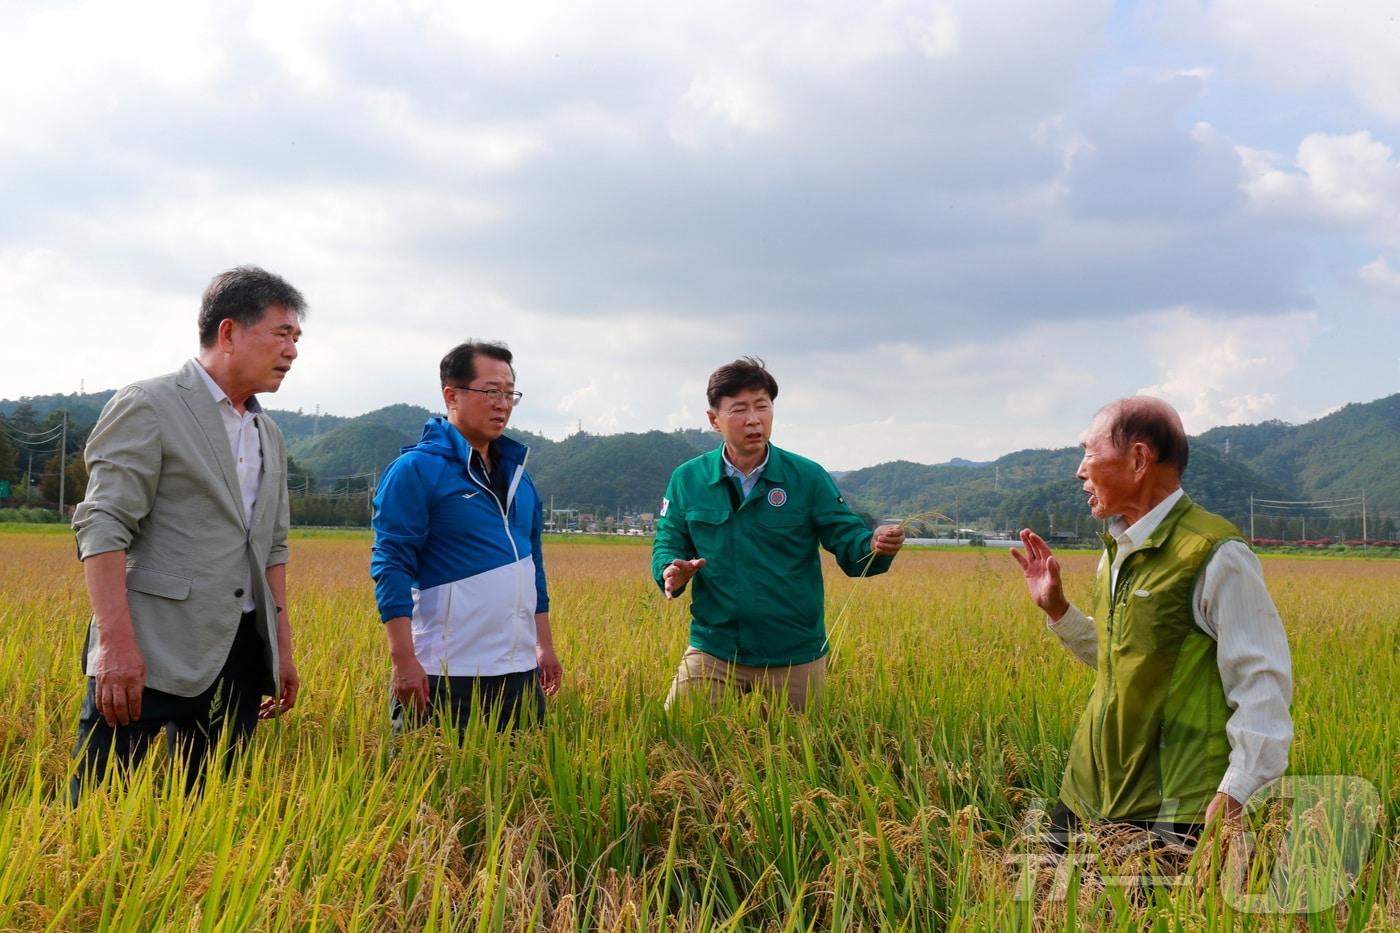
[0,525,1395,931]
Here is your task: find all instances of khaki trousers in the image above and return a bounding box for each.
[664,647,826,713]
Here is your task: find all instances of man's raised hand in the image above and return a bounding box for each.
[1009,528,1070,621]
[663,558,706,598]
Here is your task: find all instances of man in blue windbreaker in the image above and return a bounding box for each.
[371,340,561,731]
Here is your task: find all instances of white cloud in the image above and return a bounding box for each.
[1243,132,1400,242]
[1159,0,1400,121]
[363,91,545,173]
[4,0,1400,475]
[669,72,781,149]
[0,247,191,393]
[0,1,227,148]
[1135,308,1322,431]
[1360,257,1400,305]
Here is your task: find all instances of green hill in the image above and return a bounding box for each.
[528,430,702,514]
[7,386,1400,536]
[837,438,1294,537]
[1,390,115,427]
[1197,395,1400,507]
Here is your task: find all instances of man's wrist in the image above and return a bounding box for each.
[96,613,138,642]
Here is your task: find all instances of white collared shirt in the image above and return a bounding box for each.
[193,359,262,611]
[722,446,770,500]
[1049,487,1293,806]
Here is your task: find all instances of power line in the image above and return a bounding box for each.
[1,428,65,449]
[1249,491,1369,543]
[0,421,65,441]
[1251,496,1364,507]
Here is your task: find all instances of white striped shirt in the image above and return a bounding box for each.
[1050,488,1293,805]
[193,360,263,612]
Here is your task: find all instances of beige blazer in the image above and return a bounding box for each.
[72,359,290,697]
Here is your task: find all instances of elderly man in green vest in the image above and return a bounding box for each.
[1011,396,1292,848]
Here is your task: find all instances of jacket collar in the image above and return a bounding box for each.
[174,359,248,526]
[1136,491,1194,553]
[415,416,529,470]
[705,443,789,486]
[188,358,263,414]
[1102,490,1193,559]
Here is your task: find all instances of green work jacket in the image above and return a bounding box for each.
[651,444,892,666]
[1061,494,1242,825]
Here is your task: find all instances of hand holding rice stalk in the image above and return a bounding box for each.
[822,510,954,662]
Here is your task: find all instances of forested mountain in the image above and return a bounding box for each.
[282,402,697,514]
[5,387,1399,536]
[1196,395,1400,508]
[840,441,1294,536]
[528,431,704,514]
[1,390,115,427]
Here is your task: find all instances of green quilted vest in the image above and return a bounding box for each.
[1060,494,1242,824]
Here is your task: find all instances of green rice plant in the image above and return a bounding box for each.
[0,532,1392,929]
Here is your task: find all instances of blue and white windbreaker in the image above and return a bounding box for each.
[370,418,549,677]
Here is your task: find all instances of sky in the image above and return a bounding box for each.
[3,0,1399,470]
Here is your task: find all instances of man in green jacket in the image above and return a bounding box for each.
[1011,396,1292,849]
[652,357,905,711]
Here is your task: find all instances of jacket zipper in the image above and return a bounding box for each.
[1098,558,1134,812]
[465,450,528,665]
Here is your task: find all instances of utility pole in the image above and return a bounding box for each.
[25,452,32,504]
[1362,489,1368,546]
[1249,494,1254,542]
[58,410,68,516]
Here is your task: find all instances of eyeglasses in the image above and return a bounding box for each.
[451,385,523,405]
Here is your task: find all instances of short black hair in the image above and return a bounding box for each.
[1099,396,1190,475]
[440,340,514,387]
[706,356,779,409]
[198,266,306,348]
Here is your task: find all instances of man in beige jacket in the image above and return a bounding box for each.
[70,265,306,799]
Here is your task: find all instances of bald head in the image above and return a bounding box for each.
[1093,396,1189,476]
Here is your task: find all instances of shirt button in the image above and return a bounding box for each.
[234,588,245,598]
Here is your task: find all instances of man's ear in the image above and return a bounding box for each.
[706,409,720,432]
[1131,440,1154,476]
[217,318,238,353]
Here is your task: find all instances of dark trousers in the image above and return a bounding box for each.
[390,669,545,735]
[70,611,266,803]
[1046,800,1202,853]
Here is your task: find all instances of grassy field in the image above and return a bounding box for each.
[0,528,1394,930]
